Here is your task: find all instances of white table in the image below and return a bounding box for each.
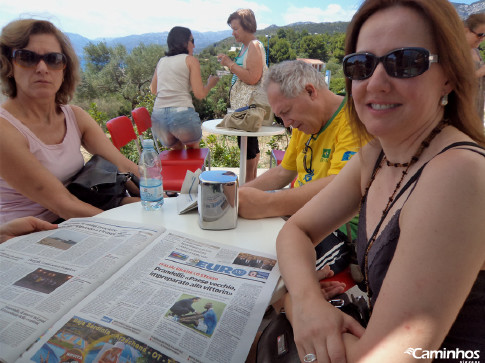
[202,119,286,184]
[99,198,287,303]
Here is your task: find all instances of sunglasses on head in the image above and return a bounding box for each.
[471,29,485,38]
[343,47,438,81]
[12,49,67,70]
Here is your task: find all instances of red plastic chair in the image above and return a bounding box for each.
[106,116,140,154]
[131,106,160,153]
[270,149,296,187]
[159,148,211,170]
[323,266,356,293]
[269,149,285,168]
[161,165,195,192]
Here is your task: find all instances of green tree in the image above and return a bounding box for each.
[299,35,327,61]
[76,42,164,121]
[271,38,296,63]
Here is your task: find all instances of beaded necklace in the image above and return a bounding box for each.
[362,119,448,309]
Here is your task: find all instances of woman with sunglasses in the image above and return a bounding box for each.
[0,19,140,224]
[464,13,485,122]
[276,1,485,362]
[150,26,219,150]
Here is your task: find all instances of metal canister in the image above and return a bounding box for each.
[198,170,238,230]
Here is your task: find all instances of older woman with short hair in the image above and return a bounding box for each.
[464,13,485,121]
[218,9,267,182]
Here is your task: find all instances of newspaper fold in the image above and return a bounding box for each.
[176,169,202,214]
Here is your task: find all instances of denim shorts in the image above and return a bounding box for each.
[151,107,202,147]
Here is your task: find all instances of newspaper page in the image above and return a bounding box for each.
[18,229,280,363]
[0,217,164,363]
[176,169,202,214]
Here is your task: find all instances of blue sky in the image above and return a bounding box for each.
[0,0,479,39]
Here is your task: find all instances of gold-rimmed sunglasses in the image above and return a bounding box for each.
[302,134,315,174]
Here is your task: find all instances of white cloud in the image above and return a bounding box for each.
[0,0,271,39]
[283,4,355,24]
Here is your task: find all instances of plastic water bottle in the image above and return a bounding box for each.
[139,139,164,210]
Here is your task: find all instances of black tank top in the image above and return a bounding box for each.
[357,142,485,356]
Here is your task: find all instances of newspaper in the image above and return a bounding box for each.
[0,217,164,363]
[177,169,202,214]
[1,219,280,363]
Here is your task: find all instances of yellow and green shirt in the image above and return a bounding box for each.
[280,98,361,239]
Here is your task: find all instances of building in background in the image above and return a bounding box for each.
[297,58,325,72]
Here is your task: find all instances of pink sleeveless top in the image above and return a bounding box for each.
[0,105,84,223]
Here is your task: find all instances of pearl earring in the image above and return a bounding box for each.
[440,94,448,106]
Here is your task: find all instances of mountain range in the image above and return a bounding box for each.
[66,1,485,59]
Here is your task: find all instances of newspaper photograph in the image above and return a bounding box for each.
[17,230,280,363]
[0,218,164,363]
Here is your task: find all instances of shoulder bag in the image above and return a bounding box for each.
[217,104,266,132]
[67,155,139,210]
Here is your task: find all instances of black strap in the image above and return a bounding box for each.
[367,141,485,246]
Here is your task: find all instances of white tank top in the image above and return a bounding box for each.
[153,54,194,109]
[0,105,84,223]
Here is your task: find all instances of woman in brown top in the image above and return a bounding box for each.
[276,1,485,362]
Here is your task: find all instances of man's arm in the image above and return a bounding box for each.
[242,165,296,191]
[238,174,336,219]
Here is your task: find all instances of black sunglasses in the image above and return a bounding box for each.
[190,37,195,45]
[12,49,67,70]
[343,47,438,81]
[471,29,485,38]
[302,134,314,174]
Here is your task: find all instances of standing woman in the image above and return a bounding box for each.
[0,19,140,224]
[150,26,219,150]
[464,13,485,121]
[218,9,266,182]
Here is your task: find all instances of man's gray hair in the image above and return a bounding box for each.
[263,60,328,98]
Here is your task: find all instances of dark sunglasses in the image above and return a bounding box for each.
[343,47,438,80]
[190,38,195,45]
[12,49,67,70]
[302,134,314,174]
[471,29,485,38]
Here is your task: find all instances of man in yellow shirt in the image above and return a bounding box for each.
[239,60,362,273]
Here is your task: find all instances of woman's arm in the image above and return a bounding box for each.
[150,70,157,95]
[0,117,103,220]
[476,63,485,78]
[277,153,365,363]
[186,56,219,100]
[231,40,264,85]
[342,148,485,362]
[72,105,140,177]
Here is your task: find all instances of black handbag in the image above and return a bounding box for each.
[256,294,369,363]
[67,155,138,210]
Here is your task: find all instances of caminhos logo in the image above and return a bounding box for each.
[404,347,480,362]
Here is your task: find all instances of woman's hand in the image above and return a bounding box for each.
[291,293,364,363]
[217,53,233,69]
[207,75,220,88]
[317,265,346,299]
[476,63,485,78]
[0,217,57,243]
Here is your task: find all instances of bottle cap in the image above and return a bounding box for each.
[142,139,155,148]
